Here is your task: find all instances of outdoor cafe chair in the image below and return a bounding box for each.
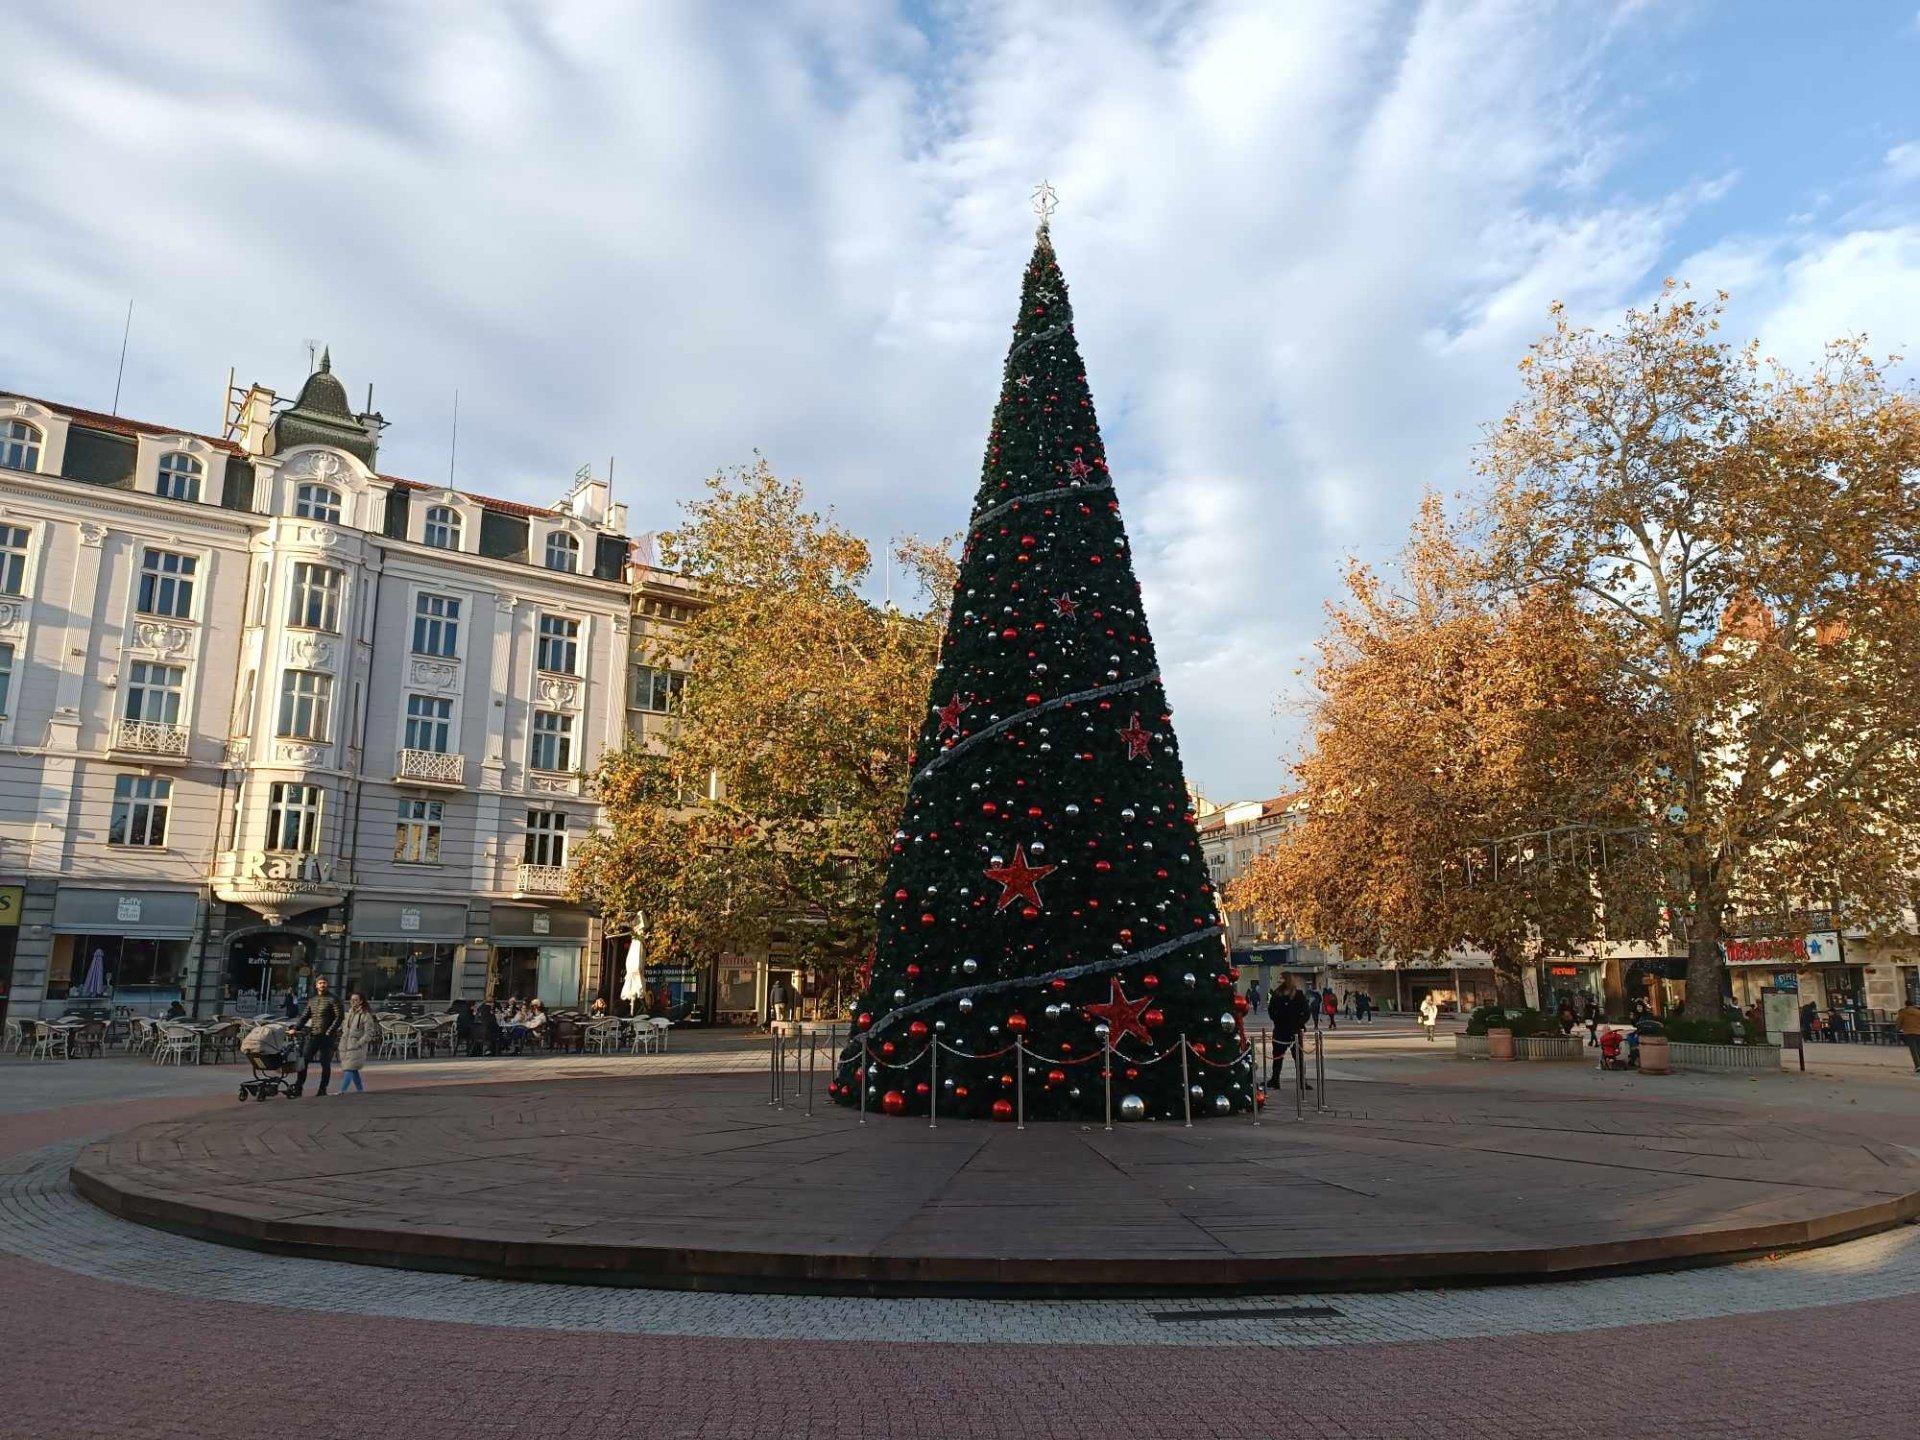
[649,1017,672,1052]
[32,1023,75,1061]
[584,1020,621,1055]
[383,1024,422,1061]
[2,1017,24,1055]
[153,1024,198,1066]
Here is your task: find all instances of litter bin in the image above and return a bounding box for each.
[1639,1034,1670,1074]
[1487,1026,1515,1060]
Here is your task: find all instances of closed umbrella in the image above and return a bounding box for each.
[80,948,108,998]
[404,955,421,995]
[619,935,646,1016]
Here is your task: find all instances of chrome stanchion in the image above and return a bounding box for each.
[1015,1037,1026,1130]
[1294,1037,1304,1119]
[1250,1043,1260,1128]
[858,1037,869,1125]
[1314,1027,1326,1111]
[1180,1036,1193,1128]
[928,1039,939,1129]
[768,1032,780,1108]
[806,1034,816,1116]
[1103,1034,1114,1132]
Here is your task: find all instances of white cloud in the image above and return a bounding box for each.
[0,0,1899,798]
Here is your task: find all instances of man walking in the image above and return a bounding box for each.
[1898,995,1920,1074]
[1267,975,1312,1091]
[289,977,342,1097]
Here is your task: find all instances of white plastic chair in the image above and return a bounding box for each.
[2,1018,23,1055]
[584,1020,620,1055]
[648,1017,672,1053]
[383,1024,422,1061]
[153,1024,197,1066]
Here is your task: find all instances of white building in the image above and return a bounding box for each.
[0,355,633,1021]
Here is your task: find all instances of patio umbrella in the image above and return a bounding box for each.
[80,948,108,998]
[403,956,421,994]
[619,935,645,1015]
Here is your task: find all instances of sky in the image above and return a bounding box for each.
[2,0,1917,800]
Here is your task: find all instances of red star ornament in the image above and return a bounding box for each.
[936,693,968,736]
[1117,711,1152,760]
[1051,593,1078,618]
[1066,457,1093,480]
[1085,977,1154,1048]
[984,845,1057,913]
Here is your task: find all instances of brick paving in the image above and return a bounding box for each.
[6,1051,1920,1436]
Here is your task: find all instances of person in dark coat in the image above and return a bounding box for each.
[473,1001,503,1057]
[288,978,343,1097]
[1266,976,1312,1091]
[280,989,299,1020]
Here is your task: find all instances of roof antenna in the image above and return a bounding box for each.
[110,299,134,415]
[448,388,460,488]
[303,339,320,374]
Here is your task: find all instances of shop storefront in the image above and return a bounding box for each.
[489,905,589,1009]
[1538,961,1603,1012]
[0,885,20,1027]
[45,887,202,1018]
[224,926,322,1011]
[347,900,469,1005]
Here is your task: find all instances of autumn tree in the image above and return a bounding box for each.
[1231,496,1655,1004]
[570,460,948,996]
[1482,286,1920,1018]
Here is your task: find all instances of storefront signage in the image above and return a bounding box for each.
[532,913,551,935]
[0,885,21,928]
[1771,971,1799,991]
[116,897,142,923]
[231,852,338,892]
[1726,936,1806,965]
[399,907,421,933]
[1548,965,1581,977]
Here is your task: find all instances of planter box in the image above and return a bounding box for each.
[1513,1035,1583,1061]
[1486,1027,1515,1060]
[1670,1041,1782,1071]
[1454,1035,1490,1058]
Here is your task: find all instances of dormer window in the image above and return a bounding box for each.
[423,506,462,551]
[544,531,579,573]
[1,420,42,473]
[158,452,203,502]
[295,483,342,523]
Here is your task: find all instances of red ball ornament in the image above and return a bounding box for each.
[1047,1069,1067,1085]
[1049,978,1067,992]
[906,964,922,979]
[882,1090,908,1116]
[920,913,936,927]
[1006,1012,1029,1033]
[992,1098,1015,1121]
[857,1012,873,1030]
[1231,995,1250,1016]
[893,888,908,901]
[1144,1007,1165,1029]
[880,1041,897,1057]
[955,1085,970,1099]
[909,1020,929,1039]
[1124,1067,1139,1080]
[915,1082,930,1096]
[1142,974,1160,989]
[1095,859,1112,872]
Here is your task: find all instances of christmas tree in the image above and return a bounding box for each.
[830,203,1250,1122]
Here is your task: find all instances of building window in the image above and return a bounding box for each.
[346,940,457,1002]
[423,506,462,550]
[265,781,323,852]
[124,661,186,724]
[109,775,172,847]
[136,549,198,618]
[537,614,580,675]
[0,525,27,596]
[630,664,686,713]
[276,669,333,740]
[524,809,568,867]
[528,710,573,771]
[0,420,42,472]
[157,452,203,502]
[394,798,444,864]
[0,641,12,716]
[412,593,460,657]
[544,531,579,573]
[294,483,342,522]
[404,694,453,753]
[49,935,187,1004]
[286,562,343,632]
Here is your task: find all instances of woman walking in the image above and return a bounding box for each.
[336,992,382,1094]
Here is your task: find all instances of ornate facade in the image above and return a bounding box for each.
[0,356,634,1020]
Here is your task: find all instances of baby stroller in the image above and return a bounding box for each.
[237,1021,299,1101]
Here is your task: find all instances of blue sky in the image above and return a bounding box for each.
[2,1,1916,798]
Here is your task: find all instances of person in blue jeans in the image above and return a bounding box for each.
[336,992,381,1094]
[288,978,342,1096]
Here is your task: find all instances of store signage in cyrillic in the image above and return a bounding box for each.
[1726,936,1806,965]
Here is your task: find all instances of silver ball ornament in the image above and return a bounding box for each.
[958,997,974,1014]
[1212,1094,1232,1115]
[961,958,979,976]
[1118,1094,1147,1121]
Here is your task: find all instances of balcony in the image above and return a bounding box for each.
[112,719,190,761]
[516,863,571,898]
[395,748,466,788]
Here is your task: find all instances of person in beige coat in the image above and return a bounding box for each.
[336,993,383,1094]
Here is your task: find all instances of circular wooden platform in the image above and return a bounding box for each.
[69,1074,1920,1296]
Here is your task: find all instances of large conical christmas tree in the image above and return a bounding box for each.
[831,214,1249,1122]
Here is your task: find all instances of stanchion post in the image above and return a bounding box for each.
[858,1037,869,1125]
[929,1039,939,1130]
[1180,1036,1192,1128]
[1015,1037,1026,1130]
[1250,1043,1260,1128]
[769,1033,780,1108]
[1294,1037,1304,1119]
[1314,1027,1326,1111]
[1103,1034,1114,1132]
[806,1034,816,1117]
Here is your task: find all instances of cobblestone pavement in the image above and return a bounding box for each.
[6,1051,1920,1437]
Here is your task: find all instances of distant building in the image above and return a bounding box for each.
[0,354,634,1021]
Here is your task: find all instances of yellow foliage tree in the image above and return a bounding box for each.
[571,460,950,1000]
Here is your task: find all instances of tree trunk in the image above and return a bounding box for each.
[1490,940,1526,1009]
[1683,882,1727,1021]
